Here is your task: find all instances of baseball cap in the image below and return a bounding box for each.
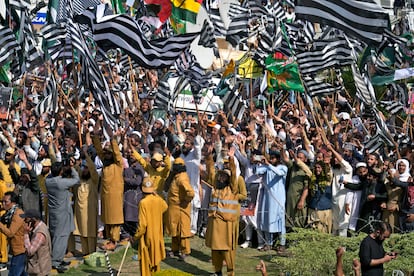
[142,177,154,193]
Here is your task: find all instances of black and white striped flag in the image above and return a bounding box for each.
[88,14,200,69]
[364,133,384,154]
[22,15,44,71]
[296,39,353,74]
[378,100,404,115]
[35,74,59,116]
[295,0,390,46]
[154,77,172,111]
[41,23,67,61]
[373,108,395,146]
[208,8,226,37]
[41,23,67,41]
[372,54,394,76]
[66,13,121,137]
[8,0,31,10]
[226,12,249,47]
[303,75,343,97]
[198,20,217,49]
[222,89,247,121]
[228,2,248,19]
[266,0,286,21]
[0,26,20,67]
[351,63,376,107]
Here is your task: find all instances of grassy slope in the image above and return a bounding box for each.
[63,230,414,276]
[63,236,281,275]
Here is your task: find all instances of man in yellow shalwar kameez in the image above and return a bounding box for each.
[0,147,20,269]
[205,147,239,276]
[166,158,194,260]
[133,177,167,275]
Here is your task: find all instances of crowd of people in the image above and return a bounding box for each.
[0,61,413,275]
[1,0,414,275]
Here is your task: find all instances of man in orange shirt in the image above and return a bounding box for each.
[0,192,26,276]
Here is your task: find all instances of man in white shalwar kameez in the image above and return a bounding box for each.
[180,135,204,234]
[328,144,353,237]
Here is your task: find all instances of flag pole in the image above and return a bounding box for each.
[192,92,206,138]
[293,53,331,146]
[127,56,139,110]
[52,69,78,119]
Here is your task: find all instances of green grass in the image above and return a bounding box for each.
[63,236,279,275]
[63,230,414,276]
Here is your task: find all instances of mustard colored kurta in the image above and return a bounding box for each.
[0,160,20,191]
[73,153,99,237]
[205,155,239,250]
[37,174,48,225]
[132,149,171,194]
[134,193,168,276]
[93,137,124,225]
[0,159,21,264]
[0,179,9,263]
[166,172,194,238]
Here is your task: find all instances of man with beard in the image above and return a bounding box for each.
[150,118,167,145]
[282,149,312,230]
[130,139,171,195]
[180,134,204,235]
[205,148,238,276]
[345,162,369,233]
[32,144,51,176]
[359,221,396,276]
[341,143,360,169]
[139,99,154,125]
[166,158,194,260]
[133,177,168,275]
[46,163,80,272]
[0,147,20,268]
[356,167,387,233]
[255,151,288,253]
[73,147,99,256]
[328,144,353,237]
[0,147,20,192]
[16,129,40,168]
[0,191,26,275]
[38,158,51,225]
[122,148,144,240]
[12,149,40,212]
[93,134,124,251]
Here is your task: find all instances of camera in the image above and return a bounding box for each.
[62,153,74,166]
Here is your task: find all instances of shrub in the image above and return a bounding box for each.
[270,228,414,275]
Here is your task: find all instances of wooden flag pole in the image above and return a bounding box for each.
[117,241,130,276]
[128,56,139,110]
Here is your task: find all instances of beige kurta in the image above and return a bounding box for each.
[73,153,99,237]
[383,180,403,232]
[93,137,124,225]
[134,193,168,276]
[166,172,194,238]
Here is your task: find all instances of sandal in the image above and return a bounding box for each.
[274,245,286,252]
[259,245,271,252]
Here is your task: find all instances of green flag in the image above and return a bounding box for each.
[111,0,126,14]
[265,55,304,92]
[46,0,59,23]
[0,65,10,84]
